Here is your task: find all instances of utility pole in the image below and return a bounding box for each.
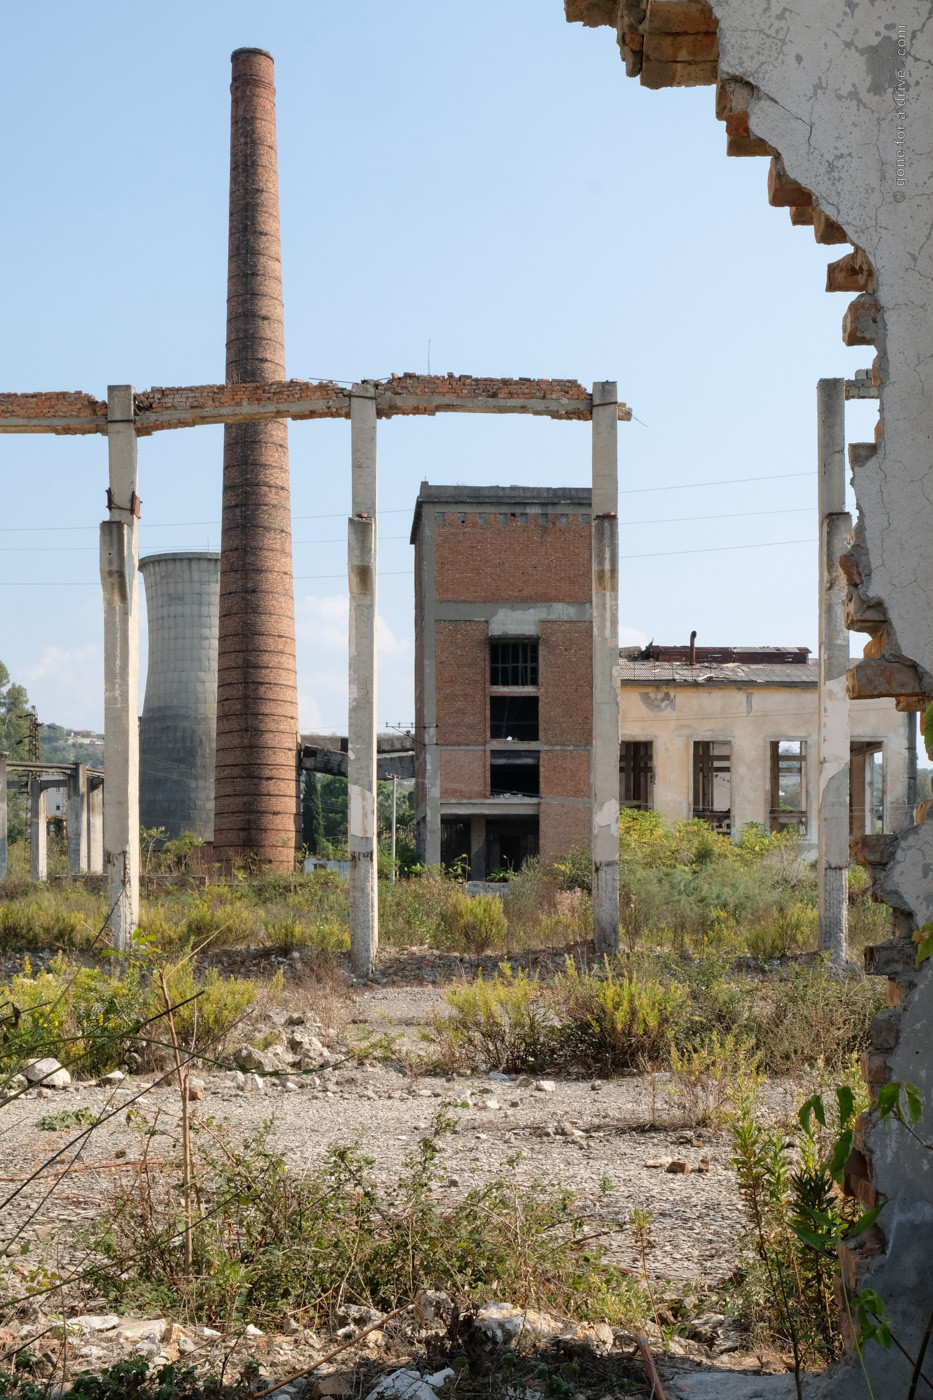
[391,774,398,884]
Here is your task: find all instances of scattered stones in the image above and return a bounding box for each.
[364,1368,446,1400]
[113,1318,166,1345]
[471,1301,561,1351]
[24,1058,71,1089]
[244,1323,265,1339]
[555,1320,615,1356]
[666,1160,691,1174]
[533,1080,556,1094]
[312,1370,354,1398]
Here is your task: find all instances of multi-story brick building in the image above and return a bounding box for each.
[411,483,594,877]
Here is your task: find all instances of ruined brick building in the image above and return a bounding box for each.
[412,484,594,877]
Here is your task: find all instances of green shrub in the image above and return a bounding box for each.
[552,958,686,1074]
[84,1111,648,1331]
[1,955,144,1078]
[749,966,883,1076]
[432,966,557,1072]
[440,890,508,953]
[745,901,817,962]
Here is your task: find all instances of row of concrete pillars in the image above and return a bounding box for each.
[347,380,622,975]
[0,760,104,882]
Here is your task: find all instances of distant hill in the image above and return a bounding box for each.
[40,723,105,768]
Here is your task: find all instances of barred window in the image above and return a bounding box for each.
[490,640,538,688]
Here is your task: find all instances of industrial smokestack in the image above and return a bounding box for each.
[139,552,220,841]
[689,630,697,665]
[213,47,299,871]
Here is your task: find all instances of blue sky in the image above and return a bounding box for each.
[0,1,878,732]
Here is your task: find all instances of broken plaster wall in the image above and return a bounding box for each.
[705,11,933,1395]
[564,3,933,1394]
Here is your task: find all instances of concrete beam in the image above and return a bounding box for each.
[348,385,378,978]
[591,381,620,957]
[0,379,635,435]
[817,378,851,965]
[100,386,140,950]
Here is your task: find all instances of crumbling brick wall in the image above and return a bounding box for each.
[564,3,933,1392]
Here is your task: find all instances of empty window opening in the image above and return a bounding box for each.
[436,512,445,523]
[850,740,884,835]
[485,817,539,877]
[478,513,486,525]
[559,513,568,526]
[519,513,528,525]
[498,513,507,525]
[693,741,731,833]
[440,818,470,872]
[581,514,590,525]
[490,750,540,796]
[770,740,807,834]
[457,512,466,524]
[490,695,539,741]
[620,741,653,810]
[539,513,548,526]
[490,640,538,688]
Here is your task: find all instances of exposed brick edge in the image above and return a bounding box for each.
[0,391,106,435]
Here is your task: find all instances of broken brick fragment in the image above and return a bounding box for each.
[644,0,717,33]
[842,294,882,347]
[813,207,849,244]
[767,156,813,207]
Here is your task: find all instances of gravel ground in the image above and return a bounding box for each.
[0,983,802,1289]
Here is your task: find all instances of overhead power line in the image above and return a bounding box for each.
[0,472,816,535]
[0,536,819,584]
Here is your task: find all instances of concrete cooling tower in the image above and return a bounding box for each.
[139,552,221,841]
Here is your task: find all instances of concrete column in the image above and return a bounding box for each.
[30,778,47,882]
[469,815,486,881]
[591,381,620,957]
[67,763,89,874]
[817,377,851,965]
[0,756,7,881]
[348,384,378,977]
[88,778,104,874]
[100,385,140,950]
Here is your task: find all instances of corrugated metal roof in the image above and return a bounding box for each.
[616,658,819,687]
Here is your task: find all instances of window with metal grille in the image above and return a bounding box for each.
[490,640,538,688]
[620,741,653,810]
[693,741,732,834]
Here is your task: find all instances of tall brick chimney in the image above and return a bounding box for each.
[213,47,299,871]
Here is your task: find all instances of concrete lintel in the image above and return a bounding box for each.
[0,416,107,435]
[441,799,541,818]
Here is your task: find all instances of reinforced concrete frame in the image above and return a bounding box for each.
[0,376,630,962]
[0,759,104,883]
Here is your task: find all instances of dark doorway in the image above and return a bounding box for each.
[440,818,470,871]
[486,817,539,876]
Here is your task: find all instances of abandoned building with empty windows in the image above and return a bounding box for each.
[618,643,910,845]
[412,483,911,877]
